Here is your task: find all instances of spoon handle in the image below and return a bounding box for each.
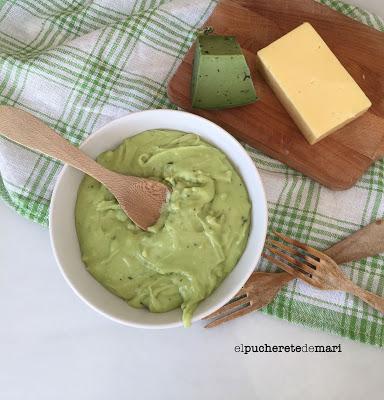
[0,106,119,187]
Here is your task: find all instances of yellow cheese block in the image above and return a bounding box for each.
[257,22,372,145]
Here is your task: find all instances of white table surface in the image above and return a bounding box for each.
[1,1,384,399]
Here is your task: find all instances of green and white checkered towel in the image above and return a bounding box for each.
[0,0,383,346]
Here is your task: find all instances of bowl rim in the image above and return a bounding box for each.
[49,109,268,329]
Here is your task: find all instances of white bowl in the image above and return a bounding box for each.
[49,109,268,329]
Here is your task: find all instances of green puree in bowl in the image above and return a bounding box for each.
[75,130,251,326]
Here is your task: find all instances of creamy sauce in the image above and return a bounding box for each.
[75,130,251,326]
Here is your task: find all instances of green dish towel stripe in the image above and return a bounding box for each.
[0,0,383,346]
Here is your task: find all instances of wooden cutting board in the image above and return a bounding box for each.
[168,0,384,190]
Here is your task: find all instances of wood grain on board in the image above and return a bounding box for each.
[168,0,384,190]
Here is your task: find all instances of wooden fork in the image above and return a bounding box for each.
[264,232,384,314]
[204,220,384,328]
[204,271,293,328]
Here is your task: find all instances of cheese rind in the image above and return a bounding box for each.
[191,35,257,109]
[257,22,372,144]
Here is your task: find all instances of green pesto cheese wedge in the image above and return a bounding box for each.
[191,34,258,109]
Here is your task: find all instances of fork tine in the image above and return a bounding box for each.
[265,242,316,275]
[262,252,298,276]
[202,287,247,320]
[203,294,248,320]
[263,252,313,285]
[205,296,279,328]
[205,302,252,328]
[274,231,324,260]
[267,238,320,268]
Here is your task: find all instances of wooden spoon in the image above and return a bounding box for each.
[205,219,384,327]
[0,106,169,230]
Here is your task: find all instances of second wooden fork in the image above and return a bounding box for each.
[264,232,384,314]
